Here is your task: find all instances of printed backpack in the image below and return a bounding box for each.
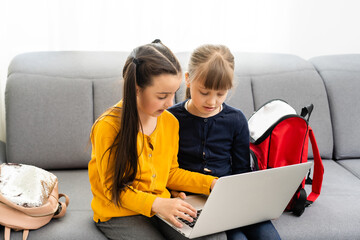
[248,99,324,216]
[0,163,69,240]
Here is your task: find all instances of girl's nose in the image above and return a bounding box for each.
[165,96,174,108]
[207,96,216,105]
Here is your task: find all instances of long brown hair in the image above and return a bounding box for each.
[95,40,181,206]
[186,44,234,99]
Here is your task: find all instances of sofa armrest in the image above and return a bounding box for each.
[0,140,6,164]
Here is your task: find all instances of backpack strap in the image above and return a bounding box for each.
[22,230,29,240]
[4,227,29,240]
[4,227,10,240]
[307,127,324,203]
[53,193,70,219]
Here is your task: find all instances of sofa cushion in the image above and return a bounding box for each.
[310,54,360,160]
[6,52,130,169]
[226,52,254,118]
[273,160,360,239]
[93,78,123,120]
[0,141,6,164]
[7,52,127,79]
[174,52,191,104]
[5,74,93,169]
[50,170,93,211]
[233,53,333,159]
[337,159,360,179]
[92,52,128,119]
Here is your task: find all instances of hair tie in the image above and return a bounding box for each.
[152,39,161,44]
[132,58,140,66]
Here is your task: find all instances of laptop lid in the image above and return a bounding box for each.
[158,162,312,239]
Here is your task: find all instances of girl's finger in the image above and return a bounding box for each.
[181,202,197,217]
[177,210,194,223]
[178,192,187,199]
[170,216,183,228]
[176,206,196,219]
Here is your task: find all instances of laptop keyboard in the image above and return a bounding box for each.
[178,209,202,228]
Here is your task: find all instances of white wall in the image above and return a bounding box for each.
[1,0,360,141]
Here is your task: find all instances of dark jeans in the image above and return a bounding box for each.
[226,220,281,240]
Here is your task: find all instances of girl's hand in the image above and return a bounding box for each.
[170,190,187,200]
[152,197,197,228]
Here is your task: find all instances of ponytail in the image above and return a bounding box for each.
[111,56,140,206]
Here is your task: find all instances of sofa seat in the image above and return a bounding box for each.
[273,160,360,240]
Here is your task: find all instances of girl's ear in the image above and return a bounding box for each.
[185,72,190,87]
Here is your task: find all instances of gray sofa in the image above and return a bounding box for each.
[1,51,360,240]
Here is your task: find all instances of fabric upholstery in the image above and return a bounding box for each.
[5,52,130,169]
[8,52,127,79]
[0,141,5,164]
[5,74,93,169]
[93,78,123,120]
[338,159,360,179]
[174,52,192,103]
[310,55,360,159]
[273,160,360,239]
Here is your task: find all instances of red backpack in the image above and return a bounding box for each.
[248,99,324,216]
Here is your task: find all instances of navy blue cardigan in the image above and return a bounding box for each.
[168,101,250,177]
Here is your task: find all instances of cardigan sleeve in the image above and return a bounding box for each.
[119,186,158,217]
[91,120,117,202]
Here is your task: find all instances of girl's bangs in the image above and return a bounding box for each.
[198,62,233,91]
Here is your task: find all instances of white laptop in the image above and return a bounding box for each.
[157,162,312,239]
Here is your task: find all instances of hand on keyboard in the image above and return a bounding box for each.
[152,197,197,228]
[178,209,202,228]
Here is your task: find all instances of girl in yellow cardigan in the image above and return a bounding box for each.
[88,40,226,240]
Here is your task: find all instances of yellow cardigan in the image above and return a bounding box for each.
[88,101,216,222]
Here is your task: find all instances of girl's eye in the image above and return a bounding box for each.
[200,91,208,96]
[158,96,167,100]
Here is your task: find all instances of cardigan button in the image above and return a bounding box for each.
[204,119,208,122]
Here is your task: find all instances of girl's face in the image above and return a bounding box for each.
[187,76,229,118]
[137,73,181,118]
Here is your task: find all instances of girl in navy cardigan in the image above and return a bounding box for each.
[168,44,281,240]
